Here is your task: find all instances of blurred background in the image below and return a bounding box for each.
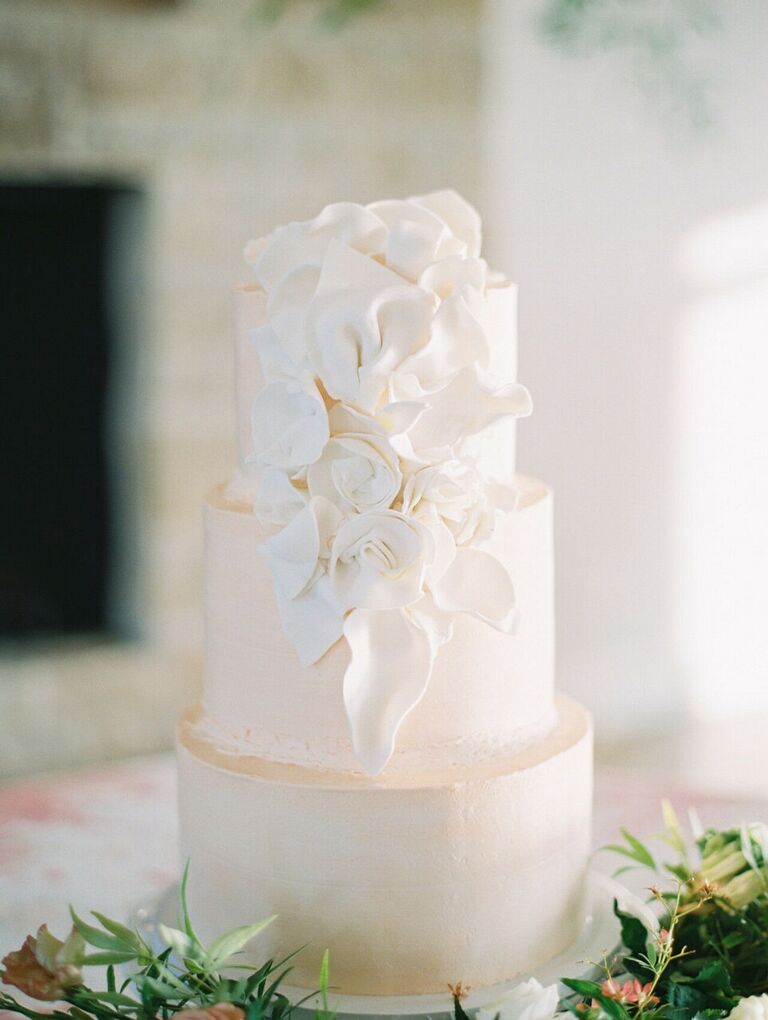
[1,0,766,795]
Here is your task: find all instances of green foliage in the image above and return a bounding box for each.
[563,977,632,1020]
[605,830,658,874]
[452,989,474,1020]
[598,808,768,1020]
[671,900,768,1000]
[614,903,654,980]
[1,876,325,1020]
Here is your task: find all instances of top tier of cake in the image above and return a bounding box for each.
[205,192,546,777]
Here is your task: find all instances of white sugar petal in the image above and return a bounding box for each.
[250,325,297,383]
[250,380,329,469]
[274,575,344,667]
[267,264,320,364]
[254,469,307,527]
[343,608,435,775]
[432,546,518,633]
[413,189,482,258]
[376,401,426,435]
[406,594,454,656]
[408,368,531,451]
[368,199,449,280]
[315,238,405,298]
[252,205,387,292]
[419,255,487,316]
[260,505,319,601]
[399,294,489,387]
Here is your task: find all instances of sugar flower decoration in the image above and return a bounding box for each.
[245,190,532,775]
[727,995,768,1020]
[477,978,563,1020]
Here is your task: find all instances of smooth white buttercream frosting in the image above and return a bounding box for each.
[238,193,529,774]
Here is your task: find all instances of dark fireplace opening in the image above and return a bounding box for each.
[0,180,144,641]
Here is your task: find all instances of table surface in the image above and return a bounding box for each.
[1,756,767,956]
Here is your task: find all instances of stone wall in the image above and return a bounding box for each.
[0,0,482,776]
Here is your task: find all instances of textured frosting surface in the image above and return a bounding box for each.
[201,475,555,773]
[177,696,593,996]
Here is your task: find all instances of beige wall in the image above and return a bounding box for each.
[0,0,482,777]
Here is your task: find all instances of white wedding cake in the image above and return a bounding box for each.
[176,192,593,997]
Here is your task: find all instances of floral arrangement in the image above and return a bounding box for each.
[244,191,531,775]
[4,807,768,1020]
[0,867,334,1020]
[454,802,768,1020]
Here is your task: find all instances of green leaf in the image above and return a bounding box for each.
[69,907,126,951]
[663,799,687,855]
[81,951,139,965]
[262,968,293,1011]
[135,975,189,1000]
[561,979,629,1020]
[621,828,657,869]
[562,978,603,998]
[614,902,650,957]
[179,859,205,953]
[740,824,768,885]
[205,917,276,968]
[605,845,648,869]
[316,948,334,1020]
[90,912,142,951]
[86,990,142,1007]
[246,1001,266,1020]
[453,995,474,1020]
[666,862,692,881]
[666,960,736,1020]
[695,961,734,997]
[69,1008,100,1020]
[158,923,200,960]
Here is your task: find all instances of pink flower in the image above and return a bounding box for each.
[601,980,659,1007]
[600,980,624,999]
[1,926,84,1002]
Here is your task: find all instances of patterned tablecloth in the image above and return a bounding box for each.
[1,756,767,955]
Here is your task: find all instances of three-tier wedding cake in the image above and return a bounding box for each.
[176,191,593,997]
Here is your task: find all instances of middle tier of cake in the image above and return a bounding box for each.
[199,474,556,774]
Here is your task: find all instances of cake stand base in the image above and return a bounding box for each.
[131,871,619,1020]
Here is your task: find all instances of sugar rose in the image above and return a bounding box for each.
[329,510,430,611]
[308,431,402,514]
[727,996,768,1020]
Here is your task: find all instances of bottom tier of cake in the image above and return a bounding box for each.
[176,696,593,997]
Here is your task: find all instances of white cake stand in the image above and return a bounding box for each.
[131,871,619,1020]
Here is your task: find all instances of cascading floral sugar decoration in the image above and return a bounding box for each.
[244,191,531,775]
